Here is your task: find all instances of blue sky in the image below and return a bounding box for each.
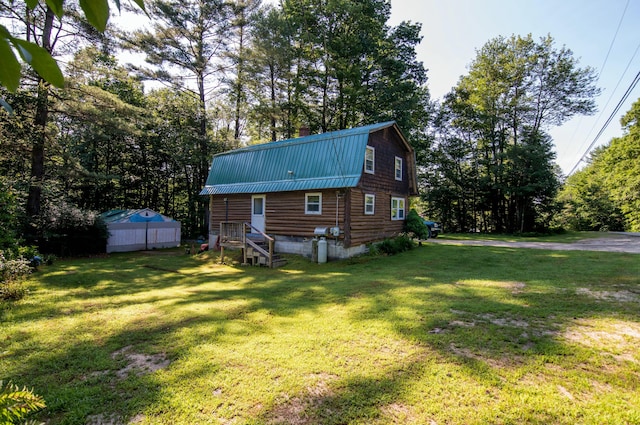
[387,0,640,174]
[117,0,639,175]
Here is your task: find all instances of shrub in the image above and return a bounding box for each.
[376,235,415,255]
[0,280,29,301]
[0,180,20,253]
[404,209,429,239]
[0,251,32,301]
[376,239,394,254]
[16,246,39,262]
[36,199,108,257]
[393,234,416,252]
[0,380,46,424]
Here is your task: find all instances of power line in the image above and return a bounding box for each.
[569,39,640,167]
[597,0,630,78]
[564,0,630,168]
[567,69,640,176]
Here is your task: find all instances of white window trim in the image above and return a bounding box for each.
[364,146,375,174]
[305,192,322,215]
[395,156,403,181]
[391,197,405,220]
[364,193,375,215]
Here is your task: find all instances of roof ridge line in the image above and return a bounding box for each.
[214,121,396,156]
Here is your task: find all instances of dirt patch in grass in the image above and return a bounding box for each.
[84,413,145,425]
[449,343,525,368]
[576,287,638,302]
[267,373,338,425]
[509,281,526,294]
[80,346,171,385]
[447,309,531,330]
[81,348,170,424]
[562,319,640,363]
[378,402,425,424]
[479,313,530,328]
[448,320,476,328]
[556,384,575,400]
[454,280,527,294]
[111,345,171,379]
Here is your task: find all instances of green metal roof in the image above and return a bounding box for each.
[200,121,404,195]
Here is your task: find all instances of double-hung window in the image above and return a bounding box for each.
[391,197,405,220]
[364,146,375,174]
[364,194,375,215]
[395,156,403,181]
[305,193,322,215]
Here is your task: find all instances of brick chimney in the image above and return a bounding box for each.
[298,126,310,137]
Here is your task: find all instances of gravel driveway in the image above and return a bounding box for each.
[427,232,640,254]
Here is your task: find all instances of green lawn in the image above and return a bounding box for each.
[1,244,639,425]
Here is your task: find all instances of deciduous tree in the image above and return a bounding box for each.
[426,34,598,233]
[557,98,640,231]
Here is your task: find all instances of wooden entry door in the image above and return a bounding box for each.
[251,195,266,233]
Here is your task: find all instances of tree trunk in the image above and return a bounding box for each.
[26,6,55,223]
[269,64,277,141]
[234,13,245,141]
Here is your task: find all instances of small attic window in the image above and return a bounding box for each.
[395,156,403,181]
[364,146,375,174]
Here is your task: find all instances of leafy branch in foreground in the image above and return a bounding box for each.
[0,380,46,425]
[0,24,64,93]
[0,0,146,94]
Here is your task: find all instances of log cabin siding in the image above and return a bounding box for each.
[358,128,413,195]
[266,190,345,238]
[348,189,405,246]
[210,190,346,240]
[210,195,251,226]
[348,127,410,246]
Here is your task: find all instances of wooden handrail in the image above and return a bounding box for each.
[243,222,274,242]
[218,221,275,267]
[243,222,274,267]
[246,238,269,256]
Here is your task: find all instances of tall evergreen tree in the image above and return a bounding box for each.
[424,94,480,231]
[226,0,262,143]
[124,0,233,234]
[245,5,294,141]
[59,47,149,212]
[248,0,430,145]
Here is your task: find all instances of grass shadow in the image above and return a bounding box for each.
[1,245,639,424]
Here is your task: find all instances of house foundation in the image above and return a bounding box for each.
[273,235,368,260]
[209,232,368,261]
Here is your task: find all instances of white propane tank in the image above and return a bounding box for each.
[318,237,327,263]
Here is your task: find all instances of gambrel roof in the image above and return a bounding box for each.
[200,121,413,196]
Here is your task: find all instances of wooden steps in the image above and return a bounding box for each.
[244,241,287,267]
[220,222,286,268]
